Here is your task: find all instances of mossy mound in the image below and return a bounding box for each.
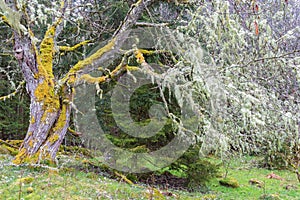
[219,177,239,188]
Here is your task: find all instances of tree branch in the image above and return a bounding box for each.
[62,0,156,84]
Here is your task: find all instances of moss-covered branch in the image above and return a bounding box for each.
[0,81,25,101]
[61,0,156,85]
[59,40,92,52]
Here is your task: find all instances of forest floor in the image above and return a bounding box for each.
[0,150,299,199]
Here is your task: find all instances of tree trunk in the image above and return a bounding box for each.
[12,31,73,164]
[8,0,155,165]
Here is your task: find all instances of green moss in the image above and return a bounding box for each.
[5,145,19,155]
[0,144,10,154]
[201,194,217,200]
[13,148,40,165]
[7,140,23,147]
[219,177,239,188]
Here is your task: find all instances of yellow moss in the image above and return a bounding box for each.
[125,65,140,71]
[67,74,77,85]
[52,104,67,132]
[59,40,91,52]
[39,25,56,79]
[139,49,156,55]
[30,116,35,124]
[80,74,107,84]
[13,147,41,165]
[1,15,8,23]
[34,79,59,112]
[48,134,59,144]
[13,148,27,164]
[16,177,34,184]
[0,144,18,155]
[135,50,145,64]
[6,140,23,147]
[68,38,116,75]
[29,140,34,148]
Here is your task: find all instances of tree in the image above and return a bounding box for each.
[0,0,167,164]
[1,0,299,180]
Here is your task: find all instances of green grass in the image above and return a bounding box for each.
[207,156,300,200]
[0,154,299,200]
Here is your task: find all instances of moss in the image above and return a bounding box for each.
[69,38,115,74]
[16,176,34,184]
[30,116,35,124]
[29,140,34,147]
[13,148,40,165]
[135,50,145,64]
[130,145,149,153]
[48,134,59,144]
[34,79,60,112]
[201,194,217,200]
[5,145,19,155]
[52,104,67,132]
[38,20,62,79]
[125,65,140,71]
[59,40,91,52]
[80,74,107,84]
[219,177,239,188]
[0,144,10,154]
[26,187,34,193]
[1,15,8,23]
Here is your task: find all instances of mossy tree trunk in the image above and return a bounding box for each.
[0,0,156,164]
[12,26,73,164]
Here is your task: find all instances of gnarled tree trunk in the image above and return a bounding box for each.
[5,0,155,164]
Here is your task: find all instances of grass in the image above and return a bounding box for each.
[0,153,299,200]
